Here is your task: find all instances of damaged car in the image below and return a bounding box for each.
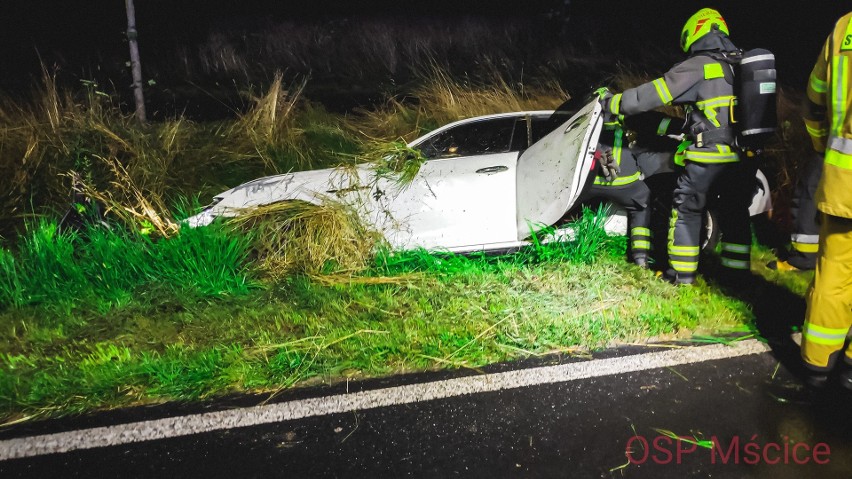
[186,100,771,254]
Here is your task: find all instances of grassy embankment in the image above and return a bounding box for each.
[0,69,808,424]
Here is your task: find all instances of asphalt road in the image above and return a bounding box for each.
[1,340,851,479]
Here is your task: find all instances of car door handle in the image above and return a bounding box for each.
[475,166,509,174]
[325,185,370,195]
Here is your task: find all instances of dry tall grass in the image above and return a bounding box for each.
[0,60,812,254]
[349,63,569,143]
[0,69,316,237]
[0,71,203,237]
[224,72,309,171]
[413,63,569,124]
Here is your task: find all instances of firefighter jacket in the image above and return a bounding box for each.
[625,112,684,176]
[804,11,852,219]
[603,31,740,165]
[592,112,684,186]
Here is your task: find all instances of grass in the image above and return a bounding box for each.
[0,69,361,239]
[750,245,814,297]
[0,62,816,424]
[226,200,382,279]
[0,263,750,422]
[0,209,755,423]
[0,218,256,312]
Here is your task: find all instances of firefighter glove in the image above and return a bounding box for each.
[598,147,619,181]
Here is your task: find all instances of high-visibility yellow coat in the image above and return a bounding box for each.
[800,11,852,371]
[804,11,852,219]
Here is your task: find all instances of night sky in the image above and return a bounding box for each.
[2,1,850,105]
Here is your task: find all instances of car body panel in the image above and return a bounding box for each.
[515,100,602,239]
[372,151,520,250]
[185,165,375,228]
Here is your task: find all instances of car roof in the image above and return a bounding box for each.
[408,110,557,147]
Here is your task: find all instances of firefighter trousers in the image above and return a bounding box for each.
[668,161,753,282]
[801,214,852,371]
[578,180,651,263]
[787,152,822,269]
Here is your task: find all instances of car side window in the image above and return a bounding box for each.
[529,113,574,145]
[510,116,531,151]
[417,118,518,159]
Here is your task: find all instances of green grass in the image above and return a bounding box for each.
[0,69,813,425]
[0,209,754,423]
[0,218,257,312]
[0,254,750,422]
[750,245,814,296]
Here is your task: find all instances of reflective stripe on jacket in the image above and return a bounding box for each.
[807,11,852,219]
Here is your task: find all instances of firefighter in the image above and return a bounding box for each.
[798,11,852,389]
[576,97,685,269]
[767,152,822,272]
[576,104,681,268]
[599,8,751,285]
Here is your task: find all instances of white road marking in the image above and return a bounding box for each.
[0,340,769,461]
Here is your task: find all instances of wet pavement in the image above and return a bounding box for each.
[1,340,851,478]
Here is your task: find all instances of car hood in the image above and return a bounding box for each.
[186,165,373,227]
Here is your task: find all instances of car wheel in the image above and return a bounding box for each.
[701,209,720,252]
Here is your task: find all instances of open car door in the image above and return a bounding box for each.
[515,100,603,239]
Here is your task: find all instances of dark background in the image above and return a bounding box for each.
[1,1,850,116]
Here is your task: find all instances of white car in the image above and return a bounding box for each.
[186,100,771,253]
[187,101,606,253]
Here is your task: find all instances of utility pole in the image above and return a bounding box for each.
[125,0,147,123]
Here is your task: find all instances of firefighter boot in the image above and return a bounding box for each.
[632,252,649,269]
[767,250,816,272]
[840,364,852,392]
[656,269,695,285]
[766,260,805,272]
[804,371,830,390]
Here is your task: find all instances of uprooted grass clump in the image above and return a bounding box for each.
[226,200,382,279]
